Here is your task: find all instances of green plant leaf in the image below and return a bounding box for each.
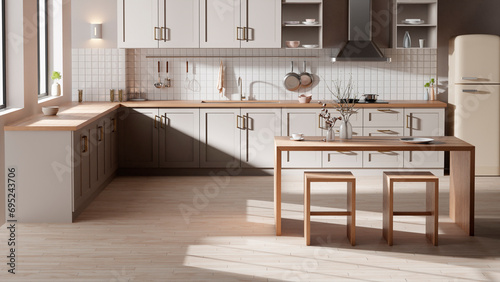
[51,71,61,80]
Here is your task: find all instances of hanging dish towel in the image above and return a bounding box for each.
[217,60,224,97]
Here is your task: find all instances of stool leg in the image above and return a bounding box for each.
[426,180,439,246]
[304,179,311,246]
[383,176,394,246]
[347,180,356,246]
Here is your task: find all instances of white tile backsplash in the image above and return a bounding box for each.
[72,48,436,102]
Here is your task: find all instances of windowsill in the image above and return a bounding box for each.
[38,95,63,104]
[0,107,23,117]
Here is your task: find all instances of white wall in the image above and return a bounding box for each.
[0,0,72,226]
[71,0,117,48]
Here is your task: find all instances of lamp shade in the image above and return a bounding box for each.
[90,23,102,39]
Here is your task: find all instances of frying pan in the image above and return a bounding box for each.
[299,61,313,88]
[283,61,301,91]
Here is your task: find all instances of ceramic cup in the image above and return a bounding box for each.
[305,19,316,23]
[292,133,304,139]
[419,39,425,48]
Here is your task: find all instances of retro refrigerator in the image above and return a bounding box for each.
[449,34,500,175]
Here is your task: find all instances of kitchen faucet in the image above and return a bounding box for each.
[238,77,246,101]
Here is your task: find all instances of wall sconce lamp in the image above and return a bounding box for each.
[90,23,102,39]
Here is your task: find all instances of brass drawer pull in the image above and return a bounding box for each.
[377,129,392,134]
[377,109,392,113]
[82,136,88,153]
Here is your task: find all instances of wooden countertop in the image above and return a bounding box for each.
[4,100,447,131]
[120,100,447,108]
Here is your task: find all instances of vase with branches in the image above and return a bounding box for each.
[325,74,359,139]
[318,102,341,141]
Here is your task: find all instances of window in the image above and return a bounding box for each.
[38,0,48,97]
[0,0,5,109]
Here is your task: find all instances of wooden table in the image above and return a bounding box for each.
[274,136,475,236]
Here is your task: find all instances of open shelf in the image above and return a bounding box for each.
[282,0,323,48]
[393,0,438,48]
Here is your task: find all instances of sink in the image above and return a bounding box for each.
[201,100,281,104]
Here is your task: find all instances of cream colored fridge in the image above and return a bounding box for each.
[449,34,500,175]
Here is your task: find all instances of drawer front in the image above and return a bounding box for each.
[363,127,403,137]
[363,151,404,168]
[404,151,444,168]
[323,151,363,168]
[364,108,404,127]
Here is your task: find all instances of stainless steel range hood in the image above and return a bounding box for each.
[331,0,391,63]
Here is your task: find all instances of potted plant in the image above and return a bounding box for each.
[51,71,62,96]
[424,78,435,101]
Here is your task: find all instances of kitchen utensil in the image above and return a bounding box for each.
[299,61,313,88]
[400,137,434,144]
[302,21,319,25]
[285,41,300,48]
[305,18,316,23]
[154,61,163,88]
[42,106,59,116]
[184,61,190,90]
[284,20,300,25]
[298,94,312,103]
[292,133,304,139]
[363,94,379,102]
[283,61,301,91]
[164,61,171,87]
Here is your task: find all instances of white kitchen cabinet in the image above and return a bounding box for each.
[5,110,119,223]
[200,0,281,48]
[393,0,438,49]
[73,124,92,210]
[282,109,322,168]
[200,109,241,168]
[241,108,282,168]
[364,108,404,127]
[118,0,199,48]
[363,127,404,168]
[403,108,444,168]
[159,108,200,168]
[105,112,119,176]
[118,108,159,168]
[117,0,158,48]
[323,127,362,168]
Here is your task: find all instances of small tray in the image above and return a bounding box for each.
[400,137,434,144]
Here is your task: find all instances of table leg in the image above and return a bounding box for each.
[450,149,475,236]
[274,147,282,236]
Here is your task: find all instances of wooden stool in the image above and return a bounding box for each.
[304,172,356,246]
[383,171,439,246]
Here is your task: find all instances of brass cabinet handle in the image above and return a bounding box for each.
[236,115,241,129]
[161,27,167,42]
[237,27,244,40]
[154,115,159,129]
[462,89,478,93]
[242,115,247,130]
[112,118,117,133]
[154,27,160,40]
[160,115,166,129]
[98,126,104,141]
[82,136,88,153]
[406,114,411,129]
[243,27,248,42]
[377,129,392,134]
[318,114,323,129]
[377,109,392,113]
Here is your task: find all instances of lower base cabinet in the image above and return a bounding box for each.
[119,108,200,168]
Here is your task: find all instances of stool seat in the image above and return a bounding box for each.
[383,171,439,246]
[304,171,356,246]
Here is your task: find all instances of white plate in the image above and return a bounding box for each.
[290,137,305,141]
[302,44,319,48]
[400,137,434,144]
[284,21,300,25]
[402,20,424,25]
[302,21,319,25]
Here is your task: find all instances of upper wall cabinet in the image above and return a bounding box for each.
[392,0,438,48]
[118,0,199,48]
[200,0,281,48]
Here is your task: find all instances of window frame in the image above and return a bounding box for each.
[37,0,48,98]
[0,0,6,109]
